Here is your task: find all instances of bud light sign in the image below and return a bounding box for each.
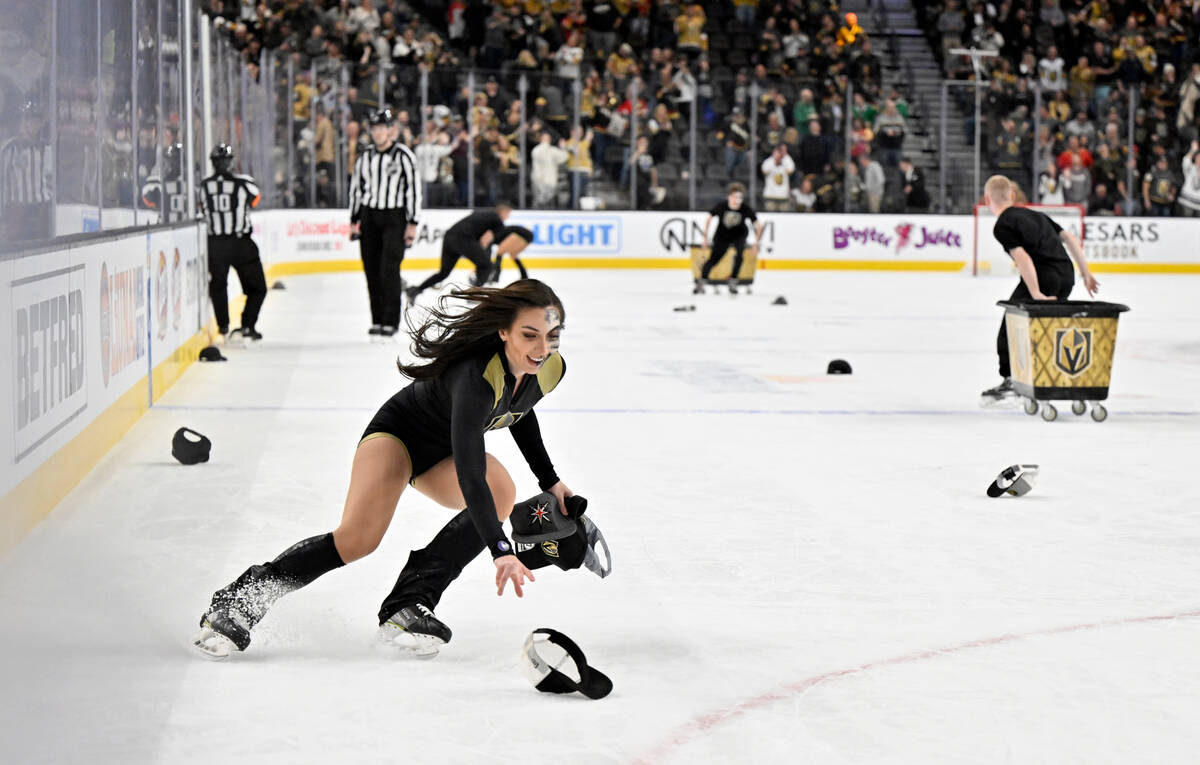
[511,215,622,254]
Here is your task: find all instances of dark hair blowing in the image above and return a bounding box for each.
[398,279,565,381]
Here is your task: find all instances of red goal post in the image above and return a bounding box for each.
[972,203,1086,277]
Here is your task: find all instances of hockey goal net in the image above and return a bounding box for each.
[972,203,1085,276]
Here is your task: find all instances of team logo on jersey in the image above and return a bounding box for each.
[1054,327,1092,376]
[541,540,560,558]
[485,410,526,431]
[721,211,743,228]
[530,502,552,525]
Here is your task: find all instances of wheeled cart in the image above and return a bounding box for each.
[999,299,1130,422]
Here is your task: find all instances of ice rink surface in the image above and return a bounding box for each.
[1,268,1198,764]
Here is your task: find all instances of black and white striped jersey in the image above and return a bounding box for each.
[141,176,190,223]
[0,137,53,213]
[198,171,260,236]
[350,141,421,223]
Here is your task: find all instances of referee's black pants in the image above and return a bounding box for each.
[360,207,409,327]
[997,261,1075,377]
[208,235,267,334]
[700,233,747,281]
[414,232,490,293]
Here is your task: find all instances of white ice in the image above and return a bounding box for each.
[1,269,1198,765]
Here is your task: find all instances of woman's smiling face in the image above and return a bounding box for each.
[499,306,563,376]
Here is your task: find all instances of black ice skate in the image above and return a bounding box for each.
[404,286,421,305]
[727,278,739,296]
[230,326,263,342]
[192,607,252,659]
[376,604,452,658]
[692,279,705,295]
[980,377,1018,405]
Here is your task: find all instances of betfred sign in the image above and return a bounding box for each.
[11,264,87,462]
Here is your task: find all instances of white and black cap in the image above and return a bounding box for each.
[521,628,612,700]
[987,464,1039,497]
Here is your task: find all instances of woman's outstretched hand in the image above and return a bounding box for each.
[495,555,535,597]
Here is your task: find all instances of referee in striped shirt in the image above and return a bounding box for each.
[350,107,421,337]
[199,143,268,341]
[0,100,53,242]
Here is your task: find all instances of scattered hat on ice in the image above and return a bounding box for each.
[271,280,286,290]
[172,428,212,465]
[827,359,852,375]
[521,628,612,700]
[772,295,788,306]
[987,464,1039,497]
[198,346,226,362]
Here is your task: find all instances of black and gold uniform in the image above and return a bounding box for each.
[701,199,758,281]
[362,346,565,558]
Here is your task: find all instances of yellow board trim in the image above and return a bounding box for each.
[261,257,1200,274]
[0,327,209,557]
[1088,262,1200,274]
[260,257,976,272]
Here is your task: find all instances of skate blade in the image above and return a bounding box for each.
[374,625,443,659]
[979,394,1021,409]
[191,627,237,660]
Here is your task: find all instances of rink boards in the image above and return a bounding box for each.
[252,209,1200,275]
[0,223,210,554]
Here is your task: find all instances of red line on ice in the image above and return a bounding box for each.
[632,609,1200,764]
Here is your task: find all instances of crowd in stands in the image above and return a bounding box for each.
[204,0,930,213]
[920,0,1200,216]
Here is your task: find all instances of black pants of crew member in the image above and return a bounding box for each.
[700,233,747,281]
[360,207,409,327]
[997,261,1075,377]
[491,252,528,282]
[414,232,490,293]
[208,235,267,334]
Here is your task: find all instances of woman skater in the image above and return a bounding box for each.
[193,279,572,658]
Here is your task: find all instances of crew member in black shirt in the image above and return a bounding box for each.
[193,279,578,659]
[696,182,764,295]
[981,175,1100,402]
[406,203,512,302]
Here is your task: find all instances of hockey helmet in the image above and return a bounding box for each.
[369,107,396,126]
[210,143,234,171]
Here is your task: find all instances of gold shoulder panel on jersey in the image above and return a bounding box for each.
[482,353,506,409]
[536,353,565,395]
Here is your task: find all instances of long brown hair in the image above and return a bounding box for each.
[398,279,565,380]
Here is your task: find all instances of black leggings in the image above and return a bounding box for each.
[997,262,1075,377]
[415,233,490,293]
[700,233,747,280]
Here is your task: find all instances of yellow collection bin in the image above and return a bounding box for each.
[999,299,1130,422]
[689,245,759,287]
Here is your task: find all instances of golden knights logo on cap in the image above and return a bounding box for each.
[541,540,560,558]
[1054,327,1092,377]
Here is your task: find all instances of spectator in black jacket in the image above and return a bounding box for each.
[799,120,831,175]
[899,157,931,212]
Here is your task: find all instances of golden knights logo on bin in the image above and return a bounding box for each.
[1054,328,1093,377]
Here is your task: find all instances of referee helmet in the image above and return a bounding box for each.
[210,143,234,172]
[369,107,396,126]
